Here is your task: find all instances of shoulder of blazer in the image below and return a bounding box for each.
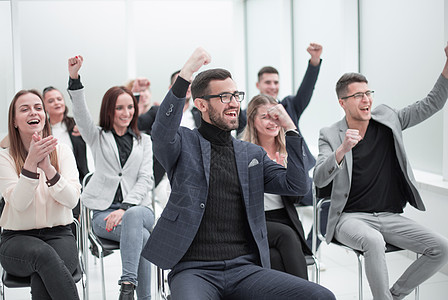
[321,118,346,135]
[372,104,396,119]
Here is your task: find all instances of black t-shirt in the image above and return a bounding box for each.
[343,120,409,213]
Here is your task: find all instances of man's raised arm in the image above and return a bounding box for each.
[151,47,211,172]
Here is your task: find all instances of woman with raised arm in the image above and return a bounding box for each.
[67,55,155,300]
[242,94,312,280]
[0,90,81,299]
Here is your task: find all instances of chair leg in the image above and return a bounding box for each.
[81,207,90,300]
[158,268,169,300]
[356,254,363,300]
[313,256,320,284]
[159,267,165,300]
[1,274,4,300]
[100,254,106,300]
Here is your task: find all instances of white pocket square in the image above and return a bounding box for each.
[248,158,259,168]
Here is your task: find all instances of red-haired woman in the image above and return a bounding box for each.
[67,56,154,300]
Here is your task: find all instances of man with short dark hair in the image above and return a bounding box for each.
[254,43,325,249]
[142,47,335,300]
[314,44,448,300]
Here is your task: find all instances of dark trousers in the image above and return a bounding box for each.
[168,254,335,300]
[267,221,308,279]
[0,224,80,300]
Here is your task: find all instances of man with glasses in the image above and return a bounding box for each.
[314,44,448,300]
[142,47,335,300]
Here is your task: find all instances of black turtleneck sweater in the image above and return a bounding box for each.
[180,120,257,262]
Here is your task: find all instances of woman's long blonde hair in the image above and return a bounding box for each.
[8,90,59,175]
[242,94,287,163]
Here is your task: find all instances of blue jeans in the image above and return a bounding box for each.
[168,253,335,300]
[0,224,79,300]
[335,212,448,300]
[92,205,155,300]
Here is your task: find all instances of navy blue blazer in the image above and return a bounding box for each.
[142,88,311,270]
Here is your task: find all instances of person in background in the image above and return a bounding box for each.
[252,43,325,250]
[42,86,90,220]
[126,78,153,115]
[68,56,155,300]
[242,94,312,280]
[0,89,81,299]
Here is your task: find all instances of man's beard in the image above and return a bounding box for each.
[208,103,238,131]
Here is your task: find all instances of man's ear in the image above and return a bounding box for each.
[338,98,345,108]
[256,81,260,90]
[194,98,208,113]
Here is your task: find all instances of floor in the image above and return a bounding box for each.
[3,208,448,299]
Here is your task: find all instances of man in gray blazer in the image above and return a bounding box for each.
[314,44,448,300]
[142,48,335,300]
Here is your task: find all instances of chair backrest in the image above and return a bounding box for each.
[313,182,332,242]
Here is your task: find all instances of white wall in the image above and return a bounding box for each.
[0,0,14,137]
[2,0,245,132]
[293,0,359,155]
[360,0,446,174]
[245,0,293,101]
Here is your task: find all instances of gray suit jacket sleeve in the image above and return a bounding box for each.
[396,74,448,130]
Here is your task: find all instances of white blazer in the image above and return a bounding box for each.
[68,88,154,210]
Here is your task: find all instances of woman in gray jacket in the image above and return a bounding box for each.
[67,55,155,300]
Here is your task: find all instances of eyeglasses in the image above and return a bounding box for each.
[341,90,374,101]
[200,91,245,103]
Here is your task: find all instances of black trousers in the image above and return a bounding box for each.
[0,224,80,300]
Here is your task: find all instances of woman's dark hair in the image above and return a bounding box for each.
[99,86,140,138]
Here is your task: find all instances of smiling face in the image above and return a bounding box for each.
[14,92,46,138]
[339,82,372,124]
[113,93,135,135]
[257,73,279,99]
[254,103,279,140]
[198,78,240,131]
[43,89,66,120]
